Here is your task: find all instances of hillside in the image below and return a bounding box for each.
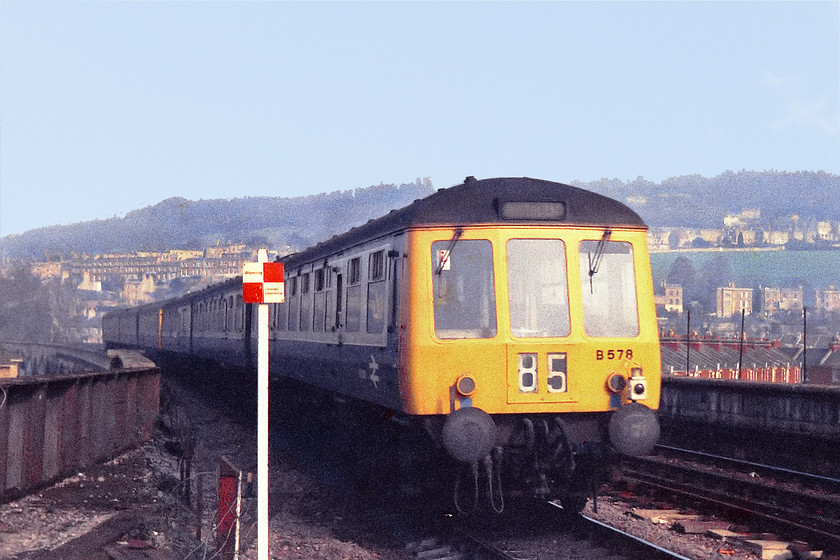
[2,171,839,261]
[1,179,435,260]
[574,170,840,229]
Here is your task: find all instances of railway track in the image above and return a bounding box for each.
[620,445,840,551]
[655,443,840,492]
[405,501,694,560]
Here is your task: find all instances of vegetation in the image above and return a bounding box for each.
[1,179,435,261]
[0,267,54,341]
[573,170,840,229]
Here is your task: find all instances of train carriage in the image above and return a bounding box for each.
[103,176,661,513]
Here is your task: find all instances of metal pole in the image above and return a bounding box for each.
[257,249,269,560]
[802,306,808,384]
[685,308,691,375]
[737,308,745,379]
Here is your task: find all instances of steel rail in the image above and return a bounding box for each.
[656,444,840,487]
[622,466,840,551]
[447,503,693,560]
[550,502,694,560]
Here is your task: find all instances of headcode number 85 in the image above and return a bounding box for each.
[596,349,633,360]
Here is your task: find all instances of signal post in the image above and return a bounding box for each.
[242,249,284,560]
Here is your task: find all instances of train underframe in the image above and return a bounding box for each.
[421,411,617,515]
[270,376,639,516]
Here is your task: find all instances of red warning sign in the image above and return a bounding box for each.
[243,261,285,304]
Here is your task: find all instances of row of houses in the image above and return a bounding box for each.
[648,211,840,251]
[656,282,840,318]
[660,333,840,385]
[32,244,261,284]
[16,244,284,344]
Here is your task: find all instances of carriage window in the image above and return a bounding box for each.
[348,257,361,285]
[431,239,496,339]
[276,299,287,331]
[346,257,362,332]
[346,286,362,332]
[287,276,299,331]
[579,240,639,337]
[369,250,385,281]
[300,273,312,331]
[314,269,326,292]
[313,269,327,332]
[367,250,387,333]
[507,239,570,338]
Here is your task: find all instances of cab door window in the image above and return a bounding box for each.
[431,239,496,339]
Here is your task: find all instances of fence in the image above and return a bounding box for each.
[668,364,801,383]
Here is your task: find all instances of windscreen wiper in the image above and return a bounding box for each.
[435,228,463,275]
[587,228,612,293]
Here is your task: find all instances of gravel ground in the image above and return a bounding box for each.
[0,377,411,560]
[583,498,757,560]
[0,377,793,559]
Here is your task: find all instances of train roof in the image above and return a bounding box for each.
[282,176,646,266]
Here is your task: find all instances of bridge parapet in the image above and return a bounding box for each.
[661,375,840,441]
[0,367,160,502]
[0,342,113,376]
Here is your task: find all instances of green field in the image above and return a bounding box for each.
[650,249,840,289]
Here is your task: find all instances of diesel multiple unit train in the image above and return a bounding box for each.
[103,176,661,513]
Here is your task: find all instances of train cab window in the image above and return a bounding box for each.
[579,239,639,337]
[431,239,497,339]
[346,257,362,332]
[367,250,386,333]
[506,239,570,338]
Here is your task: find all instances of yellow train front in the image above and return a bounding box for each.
[270,176,660,513]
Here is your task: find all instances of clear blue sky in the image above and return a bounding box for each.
[1,1,838,236]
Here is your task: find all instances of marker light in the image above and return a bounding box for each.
[607,373,627,393]
[456,374,477,397]
[628,367,647,401]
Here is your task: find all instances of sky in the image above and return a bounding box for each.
[0,1,838,237]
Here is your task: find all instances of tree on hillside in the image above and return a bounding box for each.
[666,256,698,305]
[697,255,734,313]
[0,267,53,342]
